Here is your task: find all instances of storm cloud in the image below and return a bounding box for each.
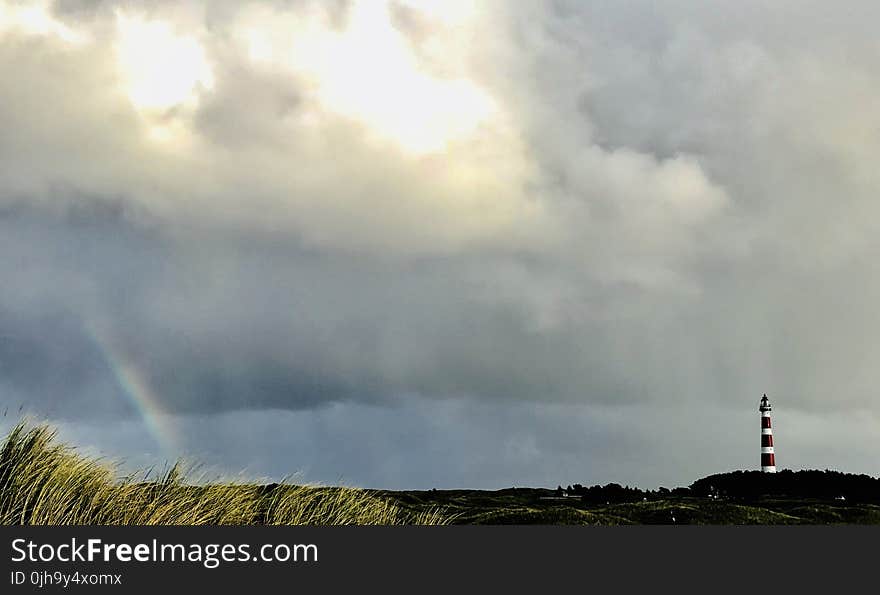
[1,0,879,487]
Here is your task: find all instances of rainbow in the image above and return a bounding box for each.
[83,321,178,458]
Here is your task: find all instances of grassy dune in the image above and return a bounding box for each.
[4,421,878,525]
[0,422,449,525]
[385,488,880,524]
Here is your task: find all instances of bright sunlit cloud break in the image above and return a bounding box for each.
[114,11,214,112]
[287,1,497,154]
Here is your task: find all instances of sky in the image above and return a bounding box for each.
[1,0,879,489]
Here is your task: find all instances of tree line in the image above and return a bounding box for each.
[555,470,880,503]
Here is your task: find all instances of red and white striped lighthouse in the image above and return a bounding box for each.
[759,394,776,473]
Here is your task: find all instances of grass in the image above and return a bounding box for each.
[0,422,450,526]
[383,488,880,525]
[4,421,878,525]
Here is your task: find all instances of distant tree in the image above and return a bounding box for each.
[689,470,880,503]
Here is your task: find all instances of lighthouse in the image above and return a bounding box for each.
[759,394,776,473]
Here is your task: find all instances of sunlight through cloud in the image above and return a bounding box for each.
[114,12,214,112]
[0,0,87,44]
[289,1,496,155]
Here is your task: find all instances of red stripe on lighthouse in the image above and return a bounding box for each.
[761,417,772,428]
[761,434,773,447]
[761,453,775,466]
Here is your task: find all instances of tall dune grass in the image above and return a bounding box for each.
[0,422,449,525]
